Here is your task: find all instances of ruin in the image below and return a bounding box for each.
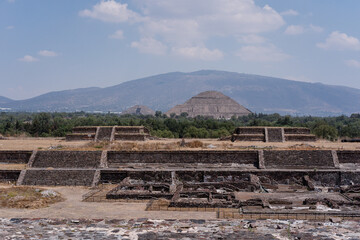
[166,91,251,119]
[231,127,316,142]
[121,105,155,116]
[0,146,359,220]
[66,126,151,141]
[0,148,358,219]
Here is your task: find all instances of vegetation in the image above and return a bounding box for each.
[1,111,360,141]
[0,187,63,209]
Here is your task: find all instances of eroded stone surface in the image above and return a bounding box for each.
[0,218,359,240]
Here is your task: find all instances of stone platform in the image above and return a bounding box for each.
[66,126,151,142]
[231,127,316,142]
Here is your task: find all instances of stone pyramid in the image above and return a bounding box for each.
[166,91,251,119]
[121,105,155,116]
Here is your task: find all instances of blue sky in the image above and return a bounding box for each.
[1,0,360,100]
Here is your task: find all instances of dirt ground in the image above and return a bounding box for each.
[0,184,215,220]
[0,137,360,151]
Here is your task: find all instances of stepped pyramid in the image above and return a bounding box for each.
[121,105,155,116]
[166,91,251,119]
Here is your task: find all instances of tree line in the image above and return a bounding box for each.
[1,111,360,141]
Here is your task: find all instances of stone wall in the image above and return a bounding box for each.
[232,127,316,142]
[96,127,113,141]
[5,149,360,186]
[234,127,264,134]
[231,134,265,142]
[99,170,172,184]
[340,171,360,185]
[72,127,97,134]
[284,135,316,142]
[0,151,32,164]
[114,134,147,141]
[32,151,102,168]
[0,170,20,182]
[337,151,360,164]
[283,128,310,134]
[22,169,95,186]
[65,134,96,141]
[267,128,283,142]
[115,126,149,134]
[263,150,335,169]
[107,151,259,168]
[98,169,359,187]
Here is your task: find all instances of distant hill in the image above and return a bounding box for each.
[0,96,13,105]
[1,70,360,116]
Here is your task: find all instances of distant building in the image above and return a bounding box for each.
[166,91,251,119]
[121,105,155,116]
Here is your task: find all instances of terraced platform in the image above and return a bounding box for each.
[231,127,316,142]
[0,149,358,187]
[66,126,151,141]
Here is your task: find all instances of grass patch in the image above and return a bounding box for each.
[0,187,64,209]
[185,140,204,148]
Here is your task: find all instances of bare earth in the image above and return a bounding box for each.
[1,137,360,151]
[0,185,215,220]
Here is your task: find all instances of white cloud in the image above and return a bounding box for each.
[38,50,58,57]
[79,0,140,23]
[346,59,360,69]
[284,24,323,35]
[281,9,299,16]
[6,26,14,30]
[284,25,304,35]
[7,0,15,3]
[171,46,223,61]
[317,31,360,51]
[238,34,266,44]
[131,38,168,55]
[18,55,38,62]
[81,0,285,58]
[309,24,323,33]
[139,19,203,46]
[109,30,124,39]
[236,44,289,62]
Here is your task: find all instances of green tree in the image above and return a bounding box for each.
[313,124,337,141]
[31,113,52,136]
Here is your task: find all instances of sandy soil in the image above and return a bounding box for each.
[0,185,215,220]
[0,137,85,151]
[0,137,360,150]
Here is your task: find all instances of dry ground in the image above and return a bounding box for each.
[0,137,360,151]
[0,184,215,220]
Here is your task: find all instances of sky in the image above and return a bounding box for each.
[1,0,360,100]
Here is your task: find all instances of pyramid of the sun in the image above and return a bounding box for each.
[166,91,251,119]
[121,105,155,116]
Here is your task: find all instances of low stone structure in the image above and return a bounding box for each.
[107,150,259,168]
[263,150,335,169]
[121,105,155,116]
[1,149,357,186]
[0,147,358,221]
[31,151,102,168]
[231,127,316,142]
[66,126,151,141]
[22,169,96,186]
[0,151,32,164]
[0,170,20,182]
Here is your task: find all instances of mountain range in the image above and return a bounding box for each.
[1,70,360,116]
